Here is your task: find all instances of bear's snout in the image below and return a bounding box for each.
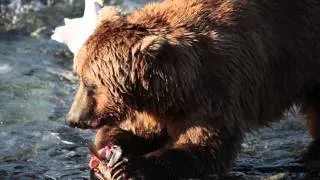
[65,112,92,129]
[65,111,82,128]
[65,110,107,129]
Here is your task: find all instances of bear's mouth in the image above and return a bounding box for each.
[68,117,114,129]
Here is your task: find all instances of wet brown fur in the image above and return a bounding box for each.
[67,0,320,178]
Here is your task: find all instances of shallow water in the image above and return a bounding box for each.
[0,37,95,179]
[0,1,319,180]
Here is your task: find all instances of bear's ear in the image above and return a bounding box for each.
[131,35,167,58]
[130,35,168,90]
[96,6,122,27]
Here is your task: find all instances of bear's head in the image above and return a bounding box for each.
[66,20,167,129]
[66,16,202,129]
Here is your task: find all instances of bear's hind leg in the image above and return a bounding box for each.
[301,106,320,140]
[300,86,320,162]
[301,86,320,140]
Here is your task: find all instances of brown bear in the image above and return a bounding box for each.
[66,0,320,179]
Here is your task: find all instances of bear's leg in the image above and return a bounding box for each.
[301,105,320,139]
[109,126,243,179]
[300,106,320,163]
[300,86,320,162]
[306,112,320,140]
[93,125,168,157]
[301,85,320,140]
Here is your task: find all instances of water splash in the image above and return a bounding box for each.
[0,64,12,74]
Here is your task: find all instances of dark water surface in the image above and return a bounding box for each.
[0,37,94,179]
[0,1,319,179]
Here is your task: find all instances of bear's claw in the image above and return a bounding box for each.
[110,158,128,180]
[89,145,124,180]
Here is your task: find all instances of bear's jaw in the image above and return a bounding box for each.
[68,106,131,129]
[67,115,115,129]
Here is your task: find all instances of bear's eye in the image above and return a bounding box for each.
[86,84,97,96]
[83,79,97,95]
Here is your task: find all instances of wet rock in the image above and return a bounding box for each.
[0,0,85,36]
[0,0,160,37]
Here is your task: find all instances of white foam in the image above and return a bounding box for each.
[0,64,12,74]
